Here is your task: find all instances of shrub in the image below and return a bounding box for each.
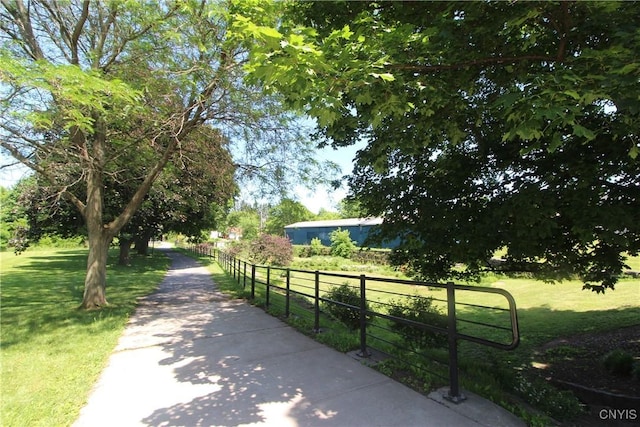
[330,228,356,258]
[226,240,249,259]
[351,250,390,265]
[309,237,326,256]
[388,296,448,349]
[249,234,293,266]
[513,373,585,421]
[35,235,85,248]
[293,245,308,257]
[8,225,30,254]
[323,283,368,330]
[603,349,634,376]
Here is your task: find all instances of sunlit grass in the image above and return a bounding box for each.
[0,247,169,427]
[624,253,640,271]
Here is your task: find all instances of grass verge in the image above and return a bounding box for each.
[0,247,169,427]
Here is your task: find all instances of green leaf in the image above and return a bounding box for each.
[563,90,580,100]
[370,72,395,82]
[615,63,639,75]
[572,124,596,141]
[258,26,282,40]
[548,132,563,152]
[355,92,373,105]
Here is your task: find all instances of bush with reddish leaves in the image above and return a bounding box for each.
[226,240,249,258]
[249,234,293,266]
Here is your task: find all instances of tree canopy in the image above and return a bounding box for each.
[239,1,640,291]
[0,0,328,308]
[264,198,314,235]
[10,125,237,262]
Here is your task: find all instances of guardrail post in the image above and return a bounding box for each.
[251,264,256,299]
[266,266,271,308]
[313,270,320,333]
[445,281,466,403]
[357,274,370,358]
[243,262,247,289]
[285,269,290,317]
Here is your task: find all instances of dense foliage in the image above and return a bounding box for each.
[238,1,640,292]
[388,296,448,350]
[0,1,329,307]
[249,233,293,266]
[329,228,357,258]
[264,198,314,235]
[323,283,369,330]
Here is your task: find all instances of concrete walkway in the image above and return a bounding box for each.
[74,249,525,427]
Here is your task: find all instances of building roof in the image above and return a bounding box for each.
[284,217,383,229]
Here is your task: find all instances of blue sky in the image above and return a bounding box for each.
[295,142,364,214]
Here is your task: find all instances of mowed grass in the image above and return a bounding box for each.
[490,275,639,335]
[625,254,640,271]
[0,247,169,427]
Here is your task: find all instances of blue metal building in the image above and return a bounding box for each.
[284,217,396,248]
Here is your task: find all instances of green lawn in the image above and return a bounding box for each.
[0,247,169,427]
[625,253,640,271]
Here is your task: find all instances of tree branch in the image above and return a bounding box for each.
[2,0,44,59]
[70,0,90,65]
[106,134,179,238]
[388,54,558,74]
[0,139,86,214]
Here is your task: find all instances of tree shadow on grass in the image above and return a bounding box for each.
[457,303,640,362]
[0,248,169,349]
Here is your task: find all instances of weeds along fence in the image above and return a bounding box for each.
[189,245,519,403]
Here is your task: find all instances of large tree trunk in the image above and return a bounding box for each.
[134,231,152,256]
[119,235,133,265]
[81,231,112,309]
[79,121,113,309]
[78,138,179,308]
[81,177,112,308]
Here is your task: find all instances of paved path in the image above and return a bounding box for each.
[74,249,524,427]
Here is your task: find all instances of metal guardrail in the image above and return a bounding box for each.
[189,245,519,403]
